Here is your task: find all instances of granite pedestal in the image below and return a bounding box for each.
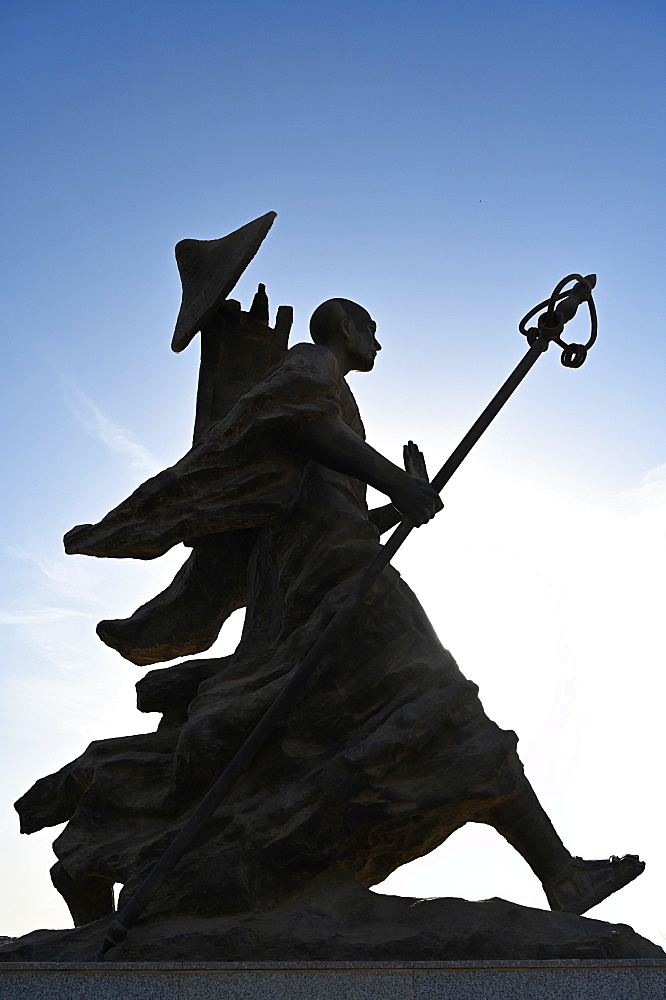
[1,960,665,999]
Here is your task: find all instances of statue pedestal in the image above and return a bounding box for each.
[1,960,665,999]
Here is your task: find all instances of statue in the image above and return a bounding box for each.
[4,213,658,962]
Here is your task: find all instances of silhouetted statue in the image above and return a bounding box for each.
[9,214,651,962]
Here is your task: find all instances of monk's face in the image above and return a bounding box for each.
[345,310,382,372]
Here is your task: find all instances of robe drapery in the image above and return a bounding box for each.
[18,343,526,921]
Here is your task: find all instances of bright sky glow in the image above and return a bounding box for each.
[1,0,664,947]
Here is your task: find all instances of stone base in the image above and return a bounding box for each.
[1,960,665,999]
[0,884,663,964]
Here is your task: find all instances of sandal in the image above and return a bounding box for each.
[545,855,645,914]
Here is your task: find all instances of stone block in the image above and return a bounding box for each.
[0,960,664,1000]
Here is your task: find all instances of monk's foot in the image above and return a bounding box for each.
[544,855,645,915]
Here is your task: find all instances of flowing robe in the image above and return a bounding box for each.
[17,343,525,920]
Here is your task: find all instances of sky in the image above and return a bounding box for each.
[1,0,664,948]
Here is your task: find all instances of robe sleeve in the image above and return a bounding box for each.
[64,344,343,559]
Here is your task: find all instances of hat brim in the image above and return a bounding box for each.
[171,211,277,353]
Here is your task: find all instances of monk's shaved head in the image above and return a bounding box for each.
[308,298,380,375]
[310,299,374,346]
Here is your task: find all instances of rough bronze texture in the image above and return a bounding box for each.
[0,879,663,962]
[8,218,658,961]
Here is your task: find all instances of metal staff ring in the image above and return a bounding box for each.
[519,275,597,368]
[559,343,588,368]
[545,273,587,322]
[520,274,580,336]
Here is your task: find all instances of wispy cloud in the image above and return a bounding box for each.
[621,461,666,514]
[8,545,101,604]
[0,607,91,625]
[0,546,96,643]
[60,377,160,475]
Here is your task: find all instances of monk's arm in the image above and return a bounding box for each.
[368,503,402,535]
[286,416,441,527]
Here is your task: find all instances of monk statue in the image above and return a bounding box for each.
[11,213,648,960]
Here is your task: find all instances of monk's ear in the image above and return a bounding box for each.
[340,315,351,341]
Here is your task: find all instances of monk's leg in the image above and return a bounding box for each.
[487,766,644,914]
[490,777,571,884]
[51,861,115,927]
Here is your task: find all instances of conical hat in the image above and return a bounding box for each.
[171,211,277,352]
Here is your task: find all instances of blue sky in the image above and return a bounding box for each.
[1,0,664,945]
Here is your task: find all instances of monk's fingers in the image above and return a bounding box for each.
[413,448,429,482]
[415,491,444,527]
[426,498,443,522]
[393,477,442,527]
[403,440,429,481]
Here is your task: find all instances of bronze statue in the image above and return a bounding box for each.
[7,214,654,962]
